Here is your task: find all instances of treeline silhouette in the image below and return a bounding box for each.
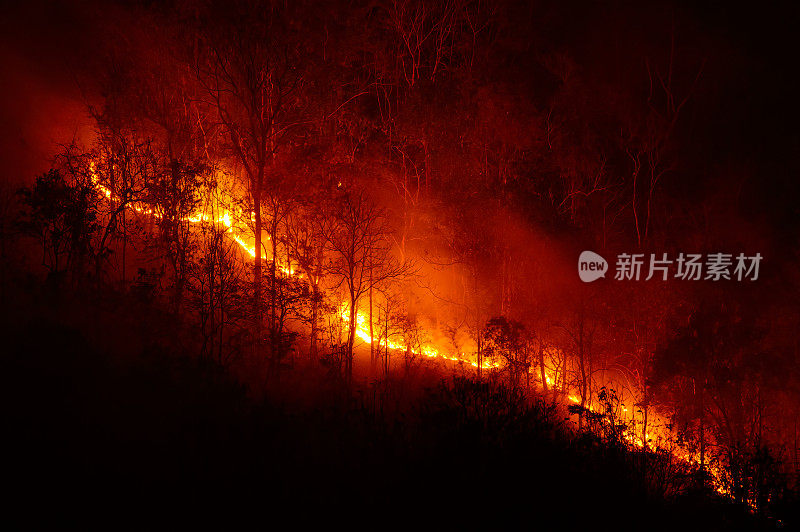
[2,280,786,530]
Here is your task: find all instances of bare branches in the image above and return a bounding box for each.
[321,189,414,387]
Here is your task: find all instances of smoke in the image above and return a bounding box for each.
[0,0,103,186]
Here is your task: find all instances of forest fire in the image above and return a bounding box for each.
[90,161,258,257]
[92,159,737,495]
[15,116,779,524]
[91,155,496,370]
[1,0,798,528]
[91,153,731,485]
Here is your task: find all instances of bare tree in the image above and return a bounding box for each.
[134,50,209,312]
[387,0,489,87]
[57,131,152,287]
[324,190,412,390]
[282,195,329,362]
[188,188,250,365]
[193,1,305,324]
[558,300,600,429]
[623,33,704,246]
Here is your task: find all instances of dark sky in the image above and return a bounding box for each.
[0,0,99,186]
[1,0,798,225]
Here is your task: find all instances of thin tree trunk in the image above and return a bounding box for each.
[121,209,127,286]
[253,189,262,313]
[369,273,374,373]
[310,285,318,360]
[699,378,706,479]
[538,342,548,395]
[347,295,357,391]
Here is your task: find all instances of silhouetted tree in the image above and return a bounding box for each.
[483,316,532,390]
[324,190,411,389]
[18,169,98,285]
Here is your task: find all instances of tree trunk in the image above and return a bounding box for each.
[310,285,318,360]
[253,190,262,314]
[578,320,587,429]
[384,310,390,378]
[121,209,127,286]
[538,342,548,395]
[476,333,482,380]
[253,175,264,385]
[369,277,374,374]
[642,403,649,450]
[347,295,357,391]
[700,387,705,473]
[270,224,278,333]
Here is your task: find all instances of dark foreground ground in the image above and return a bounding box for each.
[1,284,782,530]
